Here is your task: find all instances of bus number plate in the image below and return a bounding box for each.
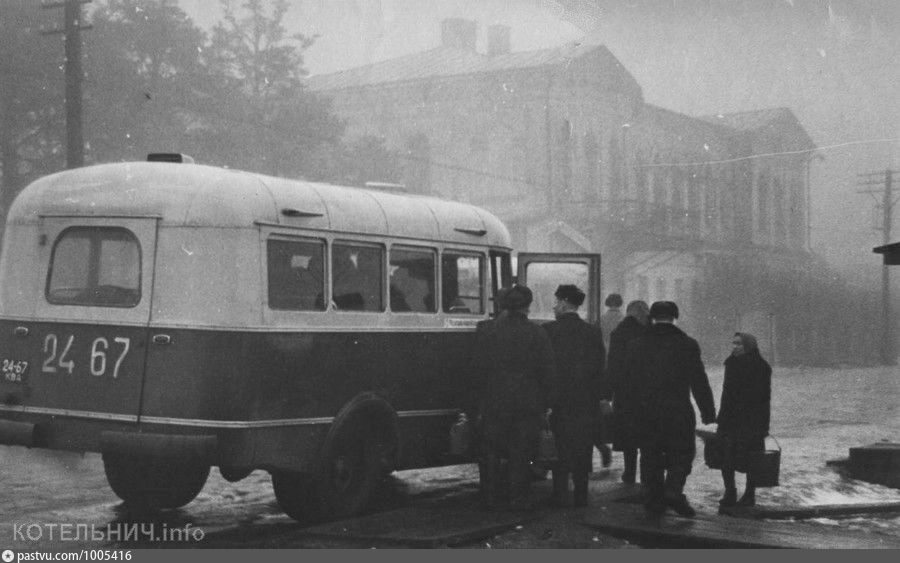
[1,359,29,384]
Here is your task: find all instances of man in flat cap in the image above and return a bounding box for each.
[543,285,607,507]
[471,284,556,510]
[624,301,716,517]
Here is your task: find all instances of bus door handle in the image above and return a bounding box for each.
[152,334,172,345]
[14,326,29,337]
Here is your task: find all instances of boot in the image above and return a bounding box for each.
[551,467,569,507]
[719,487,737,507]
[664,492,696,517]
[737,486,756,507]
[622,449,637,484]
[573,478,589,507]
[599,444,612,468]
[481,454,504,510]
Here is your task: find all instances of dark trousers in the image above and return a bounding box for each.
[640,439,695,503]
[622,448,642,482]
[481,411,541,506]
[551,411,593,504]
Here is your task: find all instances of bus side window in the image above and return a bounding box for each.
[332,242,384,312]
[441,252,483,314]
[389,246,436,313]
[267,238,325,311]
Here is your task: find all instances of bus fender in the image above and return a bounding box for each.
[100,431,218,464]
[0,420,39,448]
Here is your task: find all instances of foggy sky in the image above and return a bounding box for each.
[175,0,899,287]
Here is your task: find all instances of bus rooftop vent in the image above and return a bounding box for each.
[147,153,195,164]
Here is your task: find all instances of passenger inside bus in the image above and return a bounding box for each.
[266,239,325,311]
[389,249,435,313]
[332,244,383,311]
[441,253,482,314]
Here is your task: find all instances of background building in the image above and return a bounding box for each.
[307,18,880,365]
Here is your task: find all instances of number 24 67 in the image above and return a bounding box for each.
[42,334,131,379]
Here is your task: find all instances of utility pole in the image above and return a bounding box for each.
[42,0,92,169]
[858,169,899,365]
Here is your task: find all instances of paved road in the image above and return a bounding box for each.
[0,447,483,550]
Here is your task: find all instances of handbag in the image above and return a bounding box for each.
[696,428,725,469]
[747,435,781,487]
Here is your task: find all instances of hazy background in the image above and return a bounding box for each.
[175,0,900,292]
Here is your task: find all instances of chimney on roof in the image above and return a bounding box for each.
[487,25,510,57]
[441,18,477,51]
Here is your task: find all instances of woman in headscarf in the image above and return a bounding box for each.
[716,332,772,508]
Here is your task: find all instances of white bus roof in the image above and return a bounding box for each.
[9,162,512,248]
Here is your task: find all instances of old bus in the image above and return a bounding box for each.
[0,156,600,521]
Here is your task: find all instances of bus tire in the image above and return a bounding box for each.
[103,453,210,509]
[271,471,321,522]
[317,415,392,519]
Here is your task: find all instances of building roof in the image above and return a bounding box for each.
[642,104,735,137]
[699,108,817,151]
[305,42,633,92]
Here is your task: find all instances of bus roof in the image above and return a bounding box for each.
[8,162,512,248]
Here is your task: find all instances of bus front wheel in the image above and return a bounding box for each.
[318,418,393,519]
[102,453,210,509]
[273,416,395,522]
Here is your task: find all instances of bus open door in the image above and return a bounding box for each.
[515,253,601,324]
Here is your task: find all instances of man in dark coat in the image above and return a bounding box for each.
[624,301,716,517]
[471,284,556,510]
[543,284,607,507]
[608,299,650,485]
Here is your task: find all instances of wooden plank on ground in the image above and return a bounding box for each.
[582,501,900,549]
[295,501,540,548]
[741,502,900,520]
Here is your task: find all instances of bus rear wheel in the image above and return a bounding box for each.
[271,471,321,522]
[103,453,210,509]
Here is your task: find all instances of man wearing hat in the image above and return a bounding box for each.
[624,301,716,517]
[471,284,556,510]
[543,285,607,507]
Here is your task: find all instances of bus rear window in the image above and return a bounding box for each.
[46,227,141,307]
[267,238,326,311]
[442,252,483,314]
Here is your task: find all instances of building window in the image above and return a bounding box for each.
[637,275,649,300]
[757,173,770,235]
[583,131,598,202]
[773,176,786,244]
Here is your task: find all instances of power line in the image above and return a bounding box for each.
[640,137,900,169]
